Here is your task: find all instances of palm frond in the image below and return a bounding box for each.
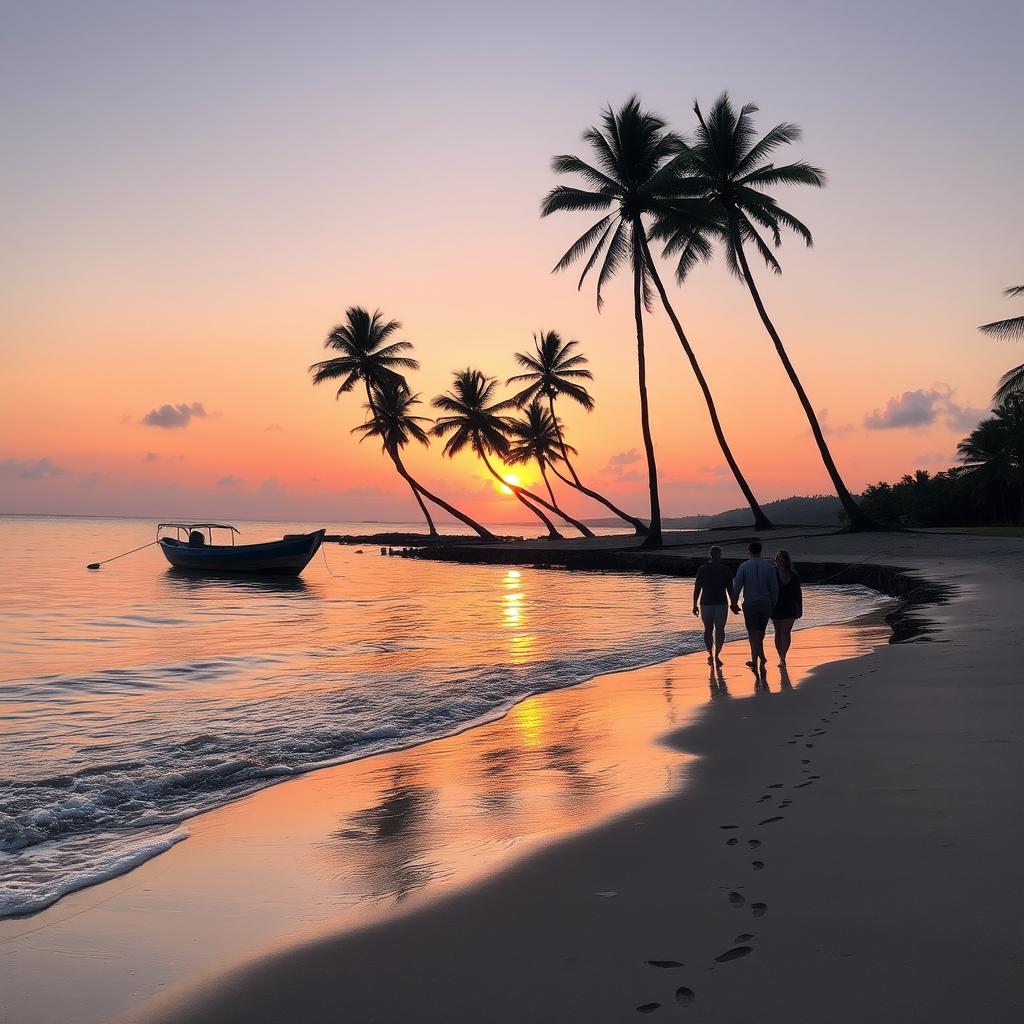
[980,316,1024,339]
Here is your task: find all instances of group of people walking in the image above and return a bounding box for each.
[692,540,803,676]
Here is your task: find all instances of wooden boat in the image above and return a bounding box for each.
[157,523,325,576]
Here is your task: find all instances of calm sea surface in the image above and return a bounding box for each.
[0,515,886,916]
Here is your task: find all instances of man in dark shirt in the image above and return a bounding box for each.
[692,546,734,666]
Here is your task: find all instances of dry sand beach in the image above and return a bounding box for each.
[3,529,1022,1024]
[131,531,1021,1021]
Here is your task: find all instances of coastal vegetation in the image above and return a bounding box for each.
[859,397,1024,527]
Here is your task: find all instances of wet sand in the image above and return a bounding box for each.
[135,530,1024,1024]
[1,615,884,1024]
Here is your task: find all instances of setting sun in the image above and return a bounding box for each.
[497,473,521,495]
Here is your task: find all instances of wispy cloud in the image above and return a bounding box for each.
[217,475,244,486]
[142,401,208,429]
[818,408,855,437]
[0,456,72,480]
[603,449,642,479]
[864,384,987,432]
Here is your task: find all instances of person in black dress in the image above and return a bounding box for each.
[772,549,803,666]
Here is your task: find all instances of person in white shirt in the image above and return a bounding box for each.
[730,539,779,676]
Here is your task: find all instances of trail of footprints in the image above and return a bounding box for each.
[632,673,860,1013]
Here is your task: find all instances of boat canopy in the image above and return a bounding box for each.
[157,523,240,545]
[157,523,239,532]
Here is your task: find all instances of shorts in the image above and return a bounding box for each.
[742,600,772,636]
[700,604,728,630]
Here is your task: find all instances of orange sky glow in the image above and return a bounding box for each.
[2,2,1021,524]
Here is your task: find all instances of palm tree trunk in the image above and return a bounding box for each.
[631,230,663,547]
[393,453,437,536]
[537,459,595,537]
[389,448,496,540]
[729,226,878,531]
[545,394,649,535]
[639,234,773,531]
[362,381,437,536]
[480,452,563,539]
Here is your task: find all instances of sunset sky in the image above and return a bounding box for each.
[3,0,1022,524]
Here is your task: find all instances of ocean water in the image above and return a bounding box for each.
[0,515,886,917]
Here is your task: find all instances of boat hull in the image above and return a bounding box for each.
[159,529,325,576]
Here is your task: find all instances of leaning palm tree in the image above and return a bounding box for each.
[505,401,594,536]
[957,396,1024,524]
[664,94,875,530]
[979,285,1024,401]
[353,379,496,540]
[431,370,592,539]
[541,98,773,541]
[507,331,649,535]
[310,307,493,539]
[540,98,678,546]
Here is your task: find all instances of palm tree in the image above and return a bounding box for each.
[541,97,772,538]
[979,285,1024,402]
[505,401,595,537]
[432,370,595,539]
[540,98,680,546]
[666,93,875,530]
[957,396,1024,525]
[507,331,649,535]
[310,307,493,539]
[353,379,496,540]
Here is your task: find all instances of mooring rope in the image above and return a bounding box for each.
[320,544,347,579]
[87,540,160,570]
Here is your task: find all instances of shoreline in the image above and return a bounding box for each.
[0,609,889,1024]
[0,553,883,922]
[138,529,1024,1023]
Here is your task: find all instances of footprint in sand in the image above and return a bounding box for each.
[752,860,765,870]
[645,960,684,969]
[757,795,771,803]
[751,903,768,918]
[748,839,762,849]
[805,743,815,749]
[794,781,813,788]
[758,815,784,825]
[726,837,739,846]
[728,890,746,906]
[767,783,784,789]
[636,1002,661,1014]
[734,933,754,942]
[714,946,753,963]
[675,987,696,1007]
[801,759,811,765]
[719,824,740,830]
[779,800,792,808]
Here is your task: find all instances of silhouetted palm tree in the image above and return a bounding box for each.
[507,331,649,535]
[957,396,1024,524]
[310,307,419,396]
[666,94,875,530]
[541,97,678,546]
[506,401,594,536]
[354,379,495,540]
[311,308,493,539]
[431,370,575,539]
[979,285,1024,402]
[542,98,772,537]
